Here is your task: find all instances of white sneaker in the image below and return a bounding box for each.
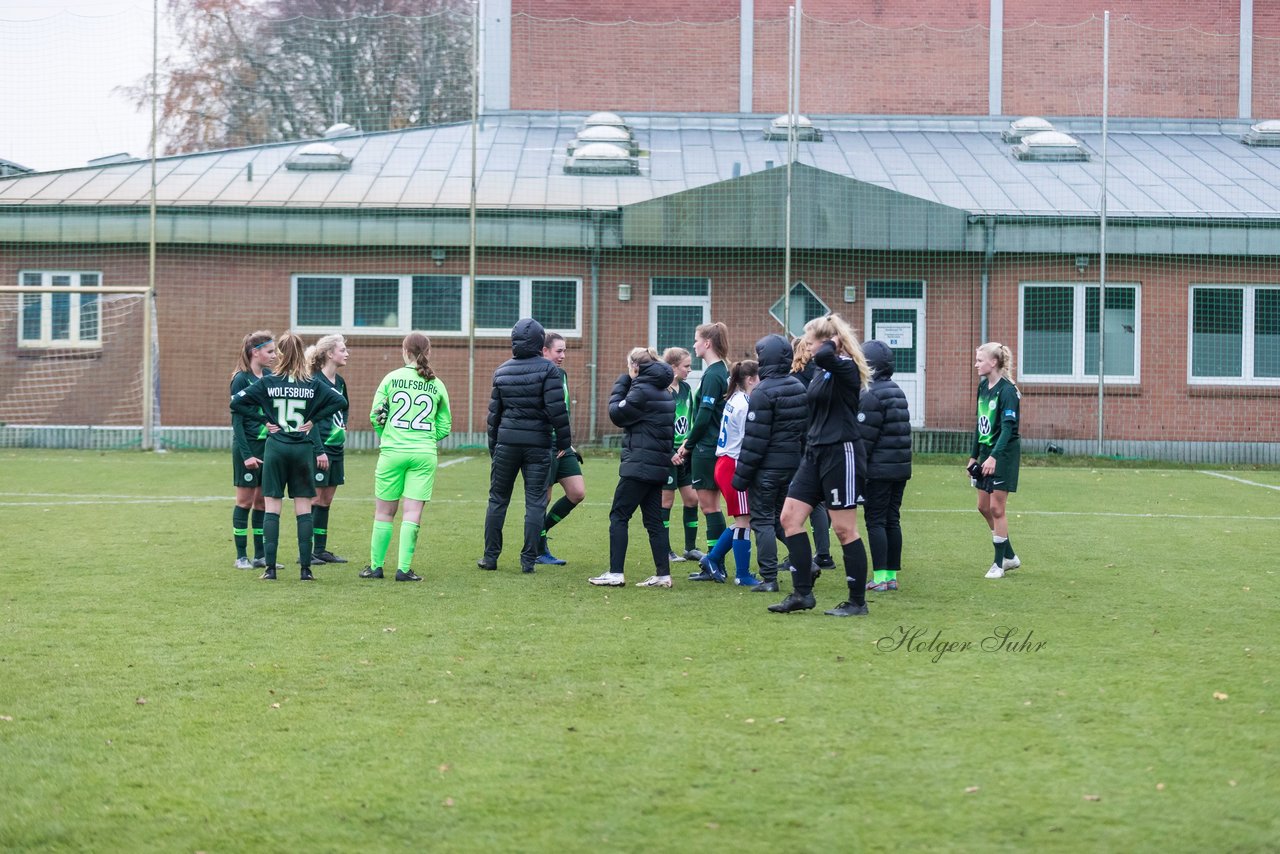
[1002,556,1021,571]
[234,557,253,570]
[637,575,673,588]
[985,563,1005,579]
[588,572,626,587]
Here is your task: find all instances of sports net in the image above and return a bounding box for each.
[1,2,1278,462]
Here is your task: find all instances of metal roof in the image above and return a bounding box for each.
[0,113,1277,220]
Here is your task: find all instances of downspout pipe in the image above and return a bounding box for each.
[588,211,602,443]
[980,216,995,343]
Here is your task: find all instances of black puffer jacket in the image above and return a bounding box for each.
[487,318,572,453]
[609,360,675,484]
[857,339,912,481]
[733,334,808,491]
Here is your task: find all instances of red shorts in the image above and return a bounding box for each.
[714,455,750,517]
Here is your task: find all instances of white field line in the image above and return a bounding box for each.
[1197,470,1280,492]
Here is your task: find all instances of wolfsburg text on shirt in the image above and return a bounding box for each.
[266,386,315,398]
[390,378,438,391]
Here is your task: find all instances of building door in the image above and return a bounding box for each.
[864,282,925,427]
[649,277,711,385]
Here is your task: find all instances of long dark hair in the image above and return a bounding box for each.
[404,332,435,381]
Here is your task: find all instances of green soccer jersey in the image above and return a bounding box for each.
[230,369,272,458]
[551,367,571,444]
[973,376,1021,455]
[672,380,693,450]
[371,367,452,453]
[313,372,348,455]
[685,361,729,454]
[230,371,347,453]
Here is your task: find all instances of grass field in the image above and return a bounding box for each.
[0,449,1276,852]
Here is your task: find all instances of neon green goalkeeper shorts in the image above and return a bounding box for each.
[374,449,439,502]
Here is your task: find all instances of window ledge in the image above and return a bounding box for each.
[17,347,102,361]
[1021,383,1143,397]
[1188,385,1280,398]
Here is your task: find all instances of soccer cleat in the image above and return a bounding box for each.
[824,601,869,617]
[985,563,1005,579]
[299,568,315,581]
[253,558,284,571]
[476,558,497,571]
[767,592,816,613]
[395,569,422,582]
[887,578,899,591]
[815,554,836,570]
[866,581,890,593]
[697,555,727,584]
[1002,556,1021,571]
[234,557,253,570]
[359,566,384,579]
[682,548,705,562]
[637,575,673,588]
[308,552,328,565]
[751,580,780,593]
[314,550,347,564]
[588,572,626,587]
[260,567,277,581]
[521,565,536,574]
[535,551,567,566]
[734,573,762,587]
[668,550,685,563]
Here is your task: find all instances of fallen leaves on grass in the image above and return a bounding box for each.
[0,715,13,722]
[444,797,455,807]
[1083,794,1101,802]
[965,786,980,794]
[383,627,397,633]
[270,703,281,709]
[1213,692,1229,701]
[1156,783,1165,791]
[135,697,147,705]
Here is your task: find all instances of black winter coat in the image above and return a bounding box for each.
[733,334,808,491]
[857,339,912,481]
[609,360,676,484]
[806,340,866,448]
[487,317,572,453]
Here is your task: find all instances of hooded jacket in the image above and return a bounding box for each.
[487,318,572,452]
[609,359,676,484]
[857,339,912,481]
[732,334,808,491]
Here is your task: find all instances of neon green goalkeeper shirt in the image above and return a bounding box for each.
[370,366,452,453]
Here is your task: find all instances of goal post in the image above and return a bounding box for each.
[0,283,157,450]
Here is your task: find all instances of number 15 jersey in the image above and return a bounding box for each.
[371,366,452,454]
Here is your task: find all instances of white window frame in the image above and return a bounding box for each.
[1018,281,1142,384]
[17,270,103,350]
[648,277,711,384]
[291,274,582,339]
[473,277,583,338]
[1187,284,1280,386]
[769,280,830,339]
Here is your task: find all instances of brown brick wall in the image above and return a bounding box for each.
[1256,2,1280,119]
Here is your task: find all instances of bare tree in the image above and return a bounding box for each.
[129,0,472,154]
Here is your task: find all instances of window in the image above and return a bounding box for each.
[292,274,581,338]
[1189,285,1280,384]
[650,277,710,371]
[769,281,830,338]
[1019,283,1140,383]
[18,271,102,349]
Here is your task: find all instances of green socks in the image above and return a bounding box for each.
[370,520,393,570]
[398,522,420,572]
[232,505,250,559]
[683,506,700,552]
[312,504,330,553]
[993,535,1008,566]
[706,511,726,552]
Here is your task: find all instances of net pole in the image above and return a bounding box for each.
[467,2,480,439]
[143,0,159,452]
[1097,11,1110,454]
[783,5,796,336]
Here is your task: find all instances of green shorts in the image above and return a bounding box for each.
[261,440,318,499]
[232,438,266,488]
[375,449,438,502]
[665,458,693,490]
[315,452,344,488]
[690,451,717,492]
[975,443,1020,494]
[545,449,583,489]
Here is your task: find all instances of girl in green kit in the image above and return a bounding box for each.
[968,342,1023,579]
[360,332,451,582]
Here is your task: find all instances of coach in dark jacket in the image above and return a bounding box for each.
[857,339,912,591]
[588,349,675,587]
[732,335,808,589]
[481,317,572,574]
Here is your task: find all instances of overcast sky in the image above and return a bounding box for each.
[0,1,171,172]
